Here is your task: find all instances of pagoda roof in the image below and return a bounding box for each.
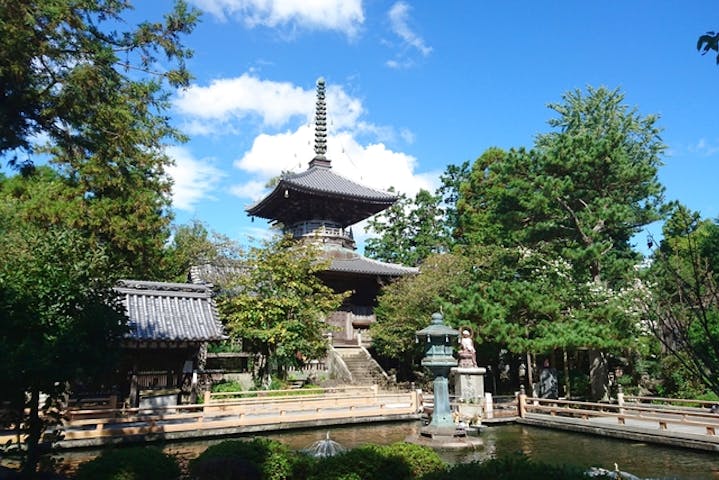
[188,246,417,285]
[246,162,398,227]
[116,280,225,343]
[320,245,418,277]
[246,78,398,227]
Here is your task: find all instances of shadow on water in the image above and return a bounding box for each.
[56,422,719,479]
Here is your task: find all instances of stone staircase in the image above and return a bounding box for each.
[334,346,389,386]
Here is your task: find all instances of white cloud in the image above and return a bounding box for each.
[176,74,433,239]
[174,75,364,135]
[230,179,270,202]
[166,146,225,211]
[388,2,431,55]
[384,1,432,69]
[400,127,415,144]
[230,125,434,204]
[688,138,719,157]
[191,0,364,38]
[175,74,312,126]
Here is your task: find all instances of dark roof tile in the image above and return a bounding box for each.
[116,280,225,342]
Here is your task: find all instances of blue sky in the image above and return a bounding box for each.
[134,1,717,252]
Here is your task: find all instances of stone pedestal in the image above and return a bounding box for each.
[452,366,486,403]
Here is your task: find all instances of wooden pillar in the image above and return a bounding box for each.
[563,348,571,398]
[129,370,138,408]
[526,351,534,394]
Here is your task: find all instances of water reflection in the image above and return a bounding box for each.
[58,422,719,479]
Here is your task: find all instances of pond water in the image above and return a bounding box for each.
[57,422,719,479]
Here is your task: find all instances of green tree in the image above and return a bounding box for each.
[0,0,197,164]
[454,88,665,398]
[697,31,719,64]
[534,86,665,284]
[645,204,719,396]
[436,160,470,242]
[371,253,470,375]
[0,1,199,279]
[0,2,198,472]
[366,189,449,267]
[218,236,349,387]
[0,206,127,476]
[164,219,244,283]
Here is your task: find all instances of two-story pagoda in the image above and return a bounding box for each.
[247,78,417,345]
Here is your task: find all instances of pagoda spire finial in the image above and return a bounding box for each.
[309,77,331,169]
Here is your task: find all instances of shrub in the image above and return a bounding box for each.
[189,438,308,480]
[74,447,180,480]
[211,380,244,393]
[309,444,411,480]
[187,456,262,480]
[421,454,599,480]
[379,442,445,479]
[309,442,443,480]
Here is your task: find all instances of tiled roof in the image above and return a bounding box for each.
[281,166,397,203]
[189,263,247,286]
[328,255,418,276]
[116,280,225,342]
[246,164,398,226]
[320,246,418,276]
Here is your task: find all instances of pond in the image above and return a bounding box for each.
[57,422,719,479]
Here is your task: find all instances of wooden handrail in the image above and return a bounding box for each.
[522,396,719,436]
[48,389,421,445]
[625,395,718,408]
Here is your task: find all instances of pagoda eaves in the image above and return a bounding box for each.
[246,163,397,227]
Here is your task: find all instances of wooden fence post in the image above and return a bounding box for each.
[518,385,527,418]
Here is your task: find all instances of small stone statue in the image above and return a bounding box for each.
[458,328,477,368]
[538,358,559,399]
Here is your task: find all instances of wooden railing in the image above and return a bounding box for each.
[2,386,419,447]
[516,386,719,437]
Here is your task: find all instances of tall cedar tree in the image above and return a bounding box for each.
[0,1,197,474]
[366,189,451,267]
[0,0,198,279]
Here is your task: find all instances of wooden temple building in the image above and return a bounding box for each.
[114,279,224,407]
[246,78,417,345]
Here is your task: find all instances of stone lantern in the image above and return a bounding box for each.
[416,312,459,436]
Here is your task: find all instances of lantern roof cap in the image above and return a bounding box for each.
[416,312,460,337]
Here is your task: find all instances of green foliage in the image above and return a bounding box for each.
[190,438,306,480]
[422,454,598,480]
[218,235,349,385]
[74,447,181,480]
[697,31,719,64]
[453,87,664,361]
[0,0,199,278]
[645,204,719,396]
[379,442,446,479]
[212,380,244,393]
[437,161,471,240]
[0,0,197,160]
[308,442,444,480]
[366,189,450,267]
[0,201,128,474]
[372,253,470,365]
[164,219,244,283]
